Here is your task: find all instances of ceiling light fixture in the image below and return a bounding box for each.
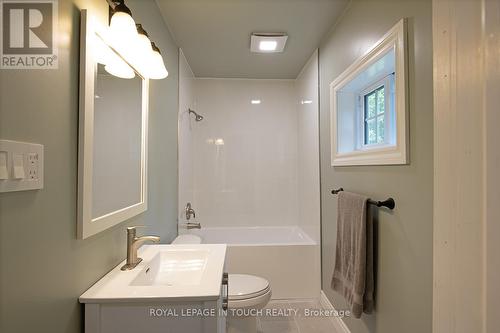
[250,33,288,53]
[251,99,261,104]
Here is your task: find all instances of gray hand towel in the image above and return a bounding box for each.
[331,191,374,318]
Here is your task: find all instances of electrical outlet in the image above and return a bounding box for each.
[27,153,39,180]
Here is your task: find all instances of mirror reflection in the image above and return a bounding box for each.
[92,64,143,219]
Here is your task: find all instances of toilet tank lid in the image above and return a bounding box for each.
[171,234,202,244]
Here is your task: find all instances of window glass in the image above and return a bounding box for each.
[365,118,377,144]
[364,86,385,145]
[376,88,385,114]
[377,116,385,143]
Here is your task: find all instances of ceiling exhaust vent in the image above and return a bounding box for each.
[250,33,288,53]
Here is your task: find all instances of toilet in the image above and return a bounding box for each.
[227,274,271,333]
[172,234,272,332]
[228,274,271,309]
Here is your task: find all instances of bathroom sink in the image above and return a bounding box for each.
[131,249,210,286]
[79,244,226,303]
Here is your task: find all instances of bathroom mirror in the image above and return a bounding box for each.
[77,10,149,239]
[330,18,408,166]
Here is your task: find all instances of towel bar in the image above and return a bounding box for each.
[331,188,395,210]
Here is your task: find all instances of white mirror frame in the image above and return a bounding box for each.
[77,10,149,239]
[330,18,409,166]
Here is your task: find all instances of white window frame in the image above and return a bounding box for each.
[330,18,409,166]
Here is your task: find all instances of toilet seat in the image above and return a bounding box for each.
[228,274,272,309]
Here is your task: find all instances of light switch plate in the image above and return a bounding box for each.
[0,140,44,192]
[12,153,25,179]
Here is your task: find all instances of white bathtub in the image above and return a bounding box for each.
[190,226,315,245]
[180,226,321,299]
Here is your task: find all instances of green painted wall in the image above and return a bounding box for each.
[0,0,178,332]
[319,1,433,332]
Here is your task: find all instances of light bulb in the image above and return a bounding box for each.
[104,58,135,79]
[146,43,168,79]
[109,12,137,67]
[149,50,168,79]
[109,11,136,38]
[137,33,152,56]
[109,10,138,62]
[133,24,153,75]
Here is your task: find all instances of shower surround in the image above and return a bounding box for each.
[178,51,320,299]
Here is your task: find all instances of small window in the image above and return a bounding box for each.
[356,74,395,151]
[363,85,386,145]
[330,19,408,166]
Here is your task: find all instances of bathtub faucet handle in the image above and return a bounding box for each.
[185,202,196,220]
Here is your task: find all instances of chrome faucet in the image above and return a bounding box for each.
[185,202,196,220]
[121,226,160,271]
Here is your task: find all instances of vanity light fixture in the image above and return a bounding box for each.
[135,24,152,56]
[148,42,168,79]
[132,24,153,74]
[104,59,135,79]
[301,100,313,104]
[250,33,288,53]
[109,0,136,39]
[135,26,168,79]
[93,28,136,78]
[104,0,168,80]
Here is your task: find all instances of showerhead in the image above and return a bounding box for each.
[189,109,204,122]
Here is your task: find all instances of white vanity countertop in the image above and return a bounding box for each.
[79,244,227,303]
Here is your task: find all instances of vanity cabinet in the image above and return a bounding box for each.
[83,295,227,333]
[80,244,227,333]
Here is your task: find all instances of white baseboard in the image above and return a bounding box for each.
[320,290,351,333]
